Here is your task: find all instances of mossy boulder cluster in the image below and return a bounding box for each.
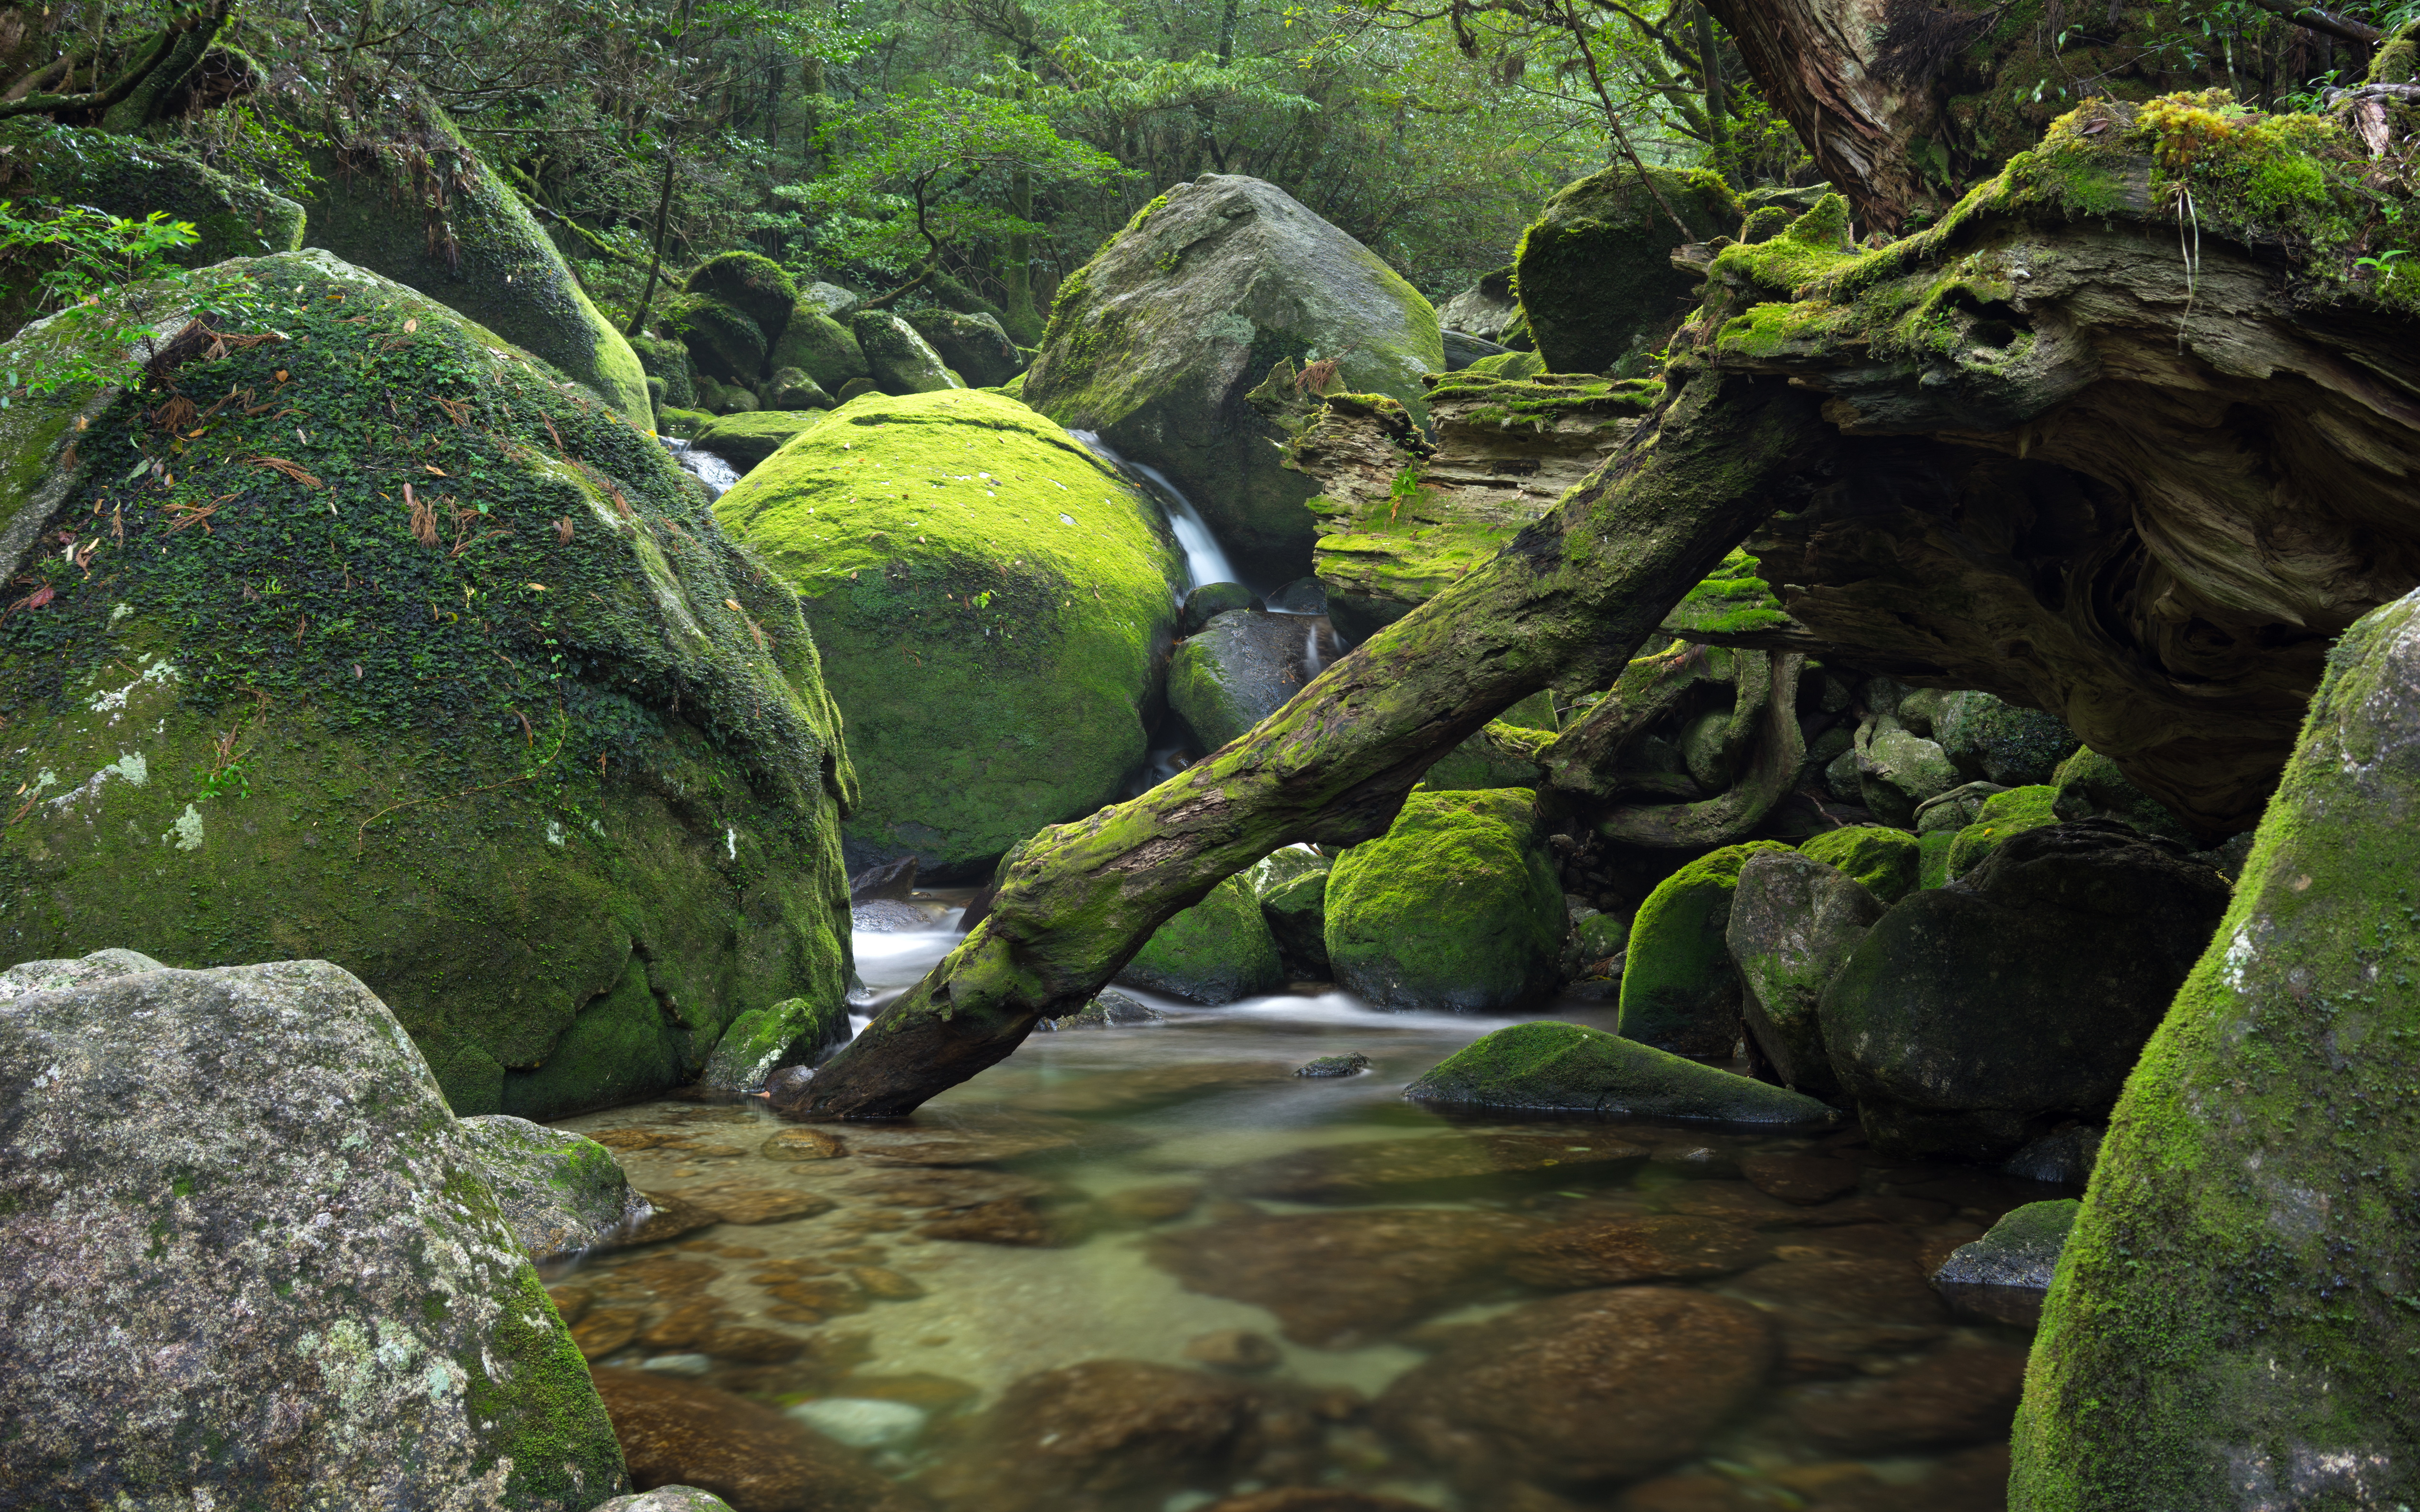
[0,251,856,1121]
[712,388,1180,880]
[1024,173,1444,582]
[0,951,629,1506]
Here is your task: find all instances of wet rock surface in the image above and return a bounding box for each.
[915,1360,1263,1511]
[595,1368,926,1512]
[1377,1288,1775,1487]
[1507,1214,1771,1288]
[1216,1131,1648,1202]
[455,1113,649,1261]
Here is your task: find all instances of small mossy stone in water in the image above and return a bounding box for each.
[1295,1053,1371,1077]
[0,958,628,1506]
[454,1113,647,1262]
[0,252,853,1121]
[700,994,848,1092]
[712,388,1179,880]
[1260,862,1333,979]
[2050,746,2194,843]
[1116,874,1285,1005]
[1617,841,1797,1057]
[768,306,871,393]
[1045,989,1167,1029]
[1326,788,1565,1013]
[1265,577,1330,615]
[851,309,961,395]
[2001,1123,2102,1186]
[1726,850,1881,1098]
[684,250,799,337]
[691,410,832,467]
[1798,825,1921,904]
[1935,1198,2079,1293]
[1182,580,1263,634]
[1405,1020,1842,1126]
[1934,688,2076,787]
[590,1488,739,1512]
[1945,784,2060,880]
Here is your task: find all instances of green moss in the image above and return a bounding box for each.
[1514,164,1741,375]
[1404,1018,1840,1125]
[1118,872,1284,1004]
[1800,825,1921,904]
[1461,348,1545,380]
[1325,787,1564,1012]
[683,251,799,337]
[672,300,768,383]
[1618,840,1796,1055]
[1946,784,2060,879]
[2011,590,2420,1506]
[700,992,849,1090]
[691,410,831,467]
[1919,828,1959,889]
[1704,193,1860,300]
[767,306,870,393]
[2051,746,2193,842]
[459,1260,628,1502]
[628,336,696,410]
[1661,546,1793,638]
[712,388,1178,879]
[0,252,854,1121]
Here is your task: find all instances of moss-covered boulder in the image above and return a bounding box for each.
[1726,850,1882,1098]
[2049,746,2194,842]
[1024,174,1444,582]
[0,251,856,1121]
[1946,784,2061,878]
[711,388,1179,879]
[768,305,871,394]
[1934,689,2075,787]
[851,309,960,395]
[1819,821,2229,1159]
[0,953,628,1506]
[1798,825,1921,904]
[454,1113,646,1262]
[1512,165,1740,376]
[697,992,850,1092]
[285,90,651,425]
[1114,873,1285,1004]
[1617,841,1796,1057]
[1259,862,1332,980]
[1405,1019,1842,1125]
[2013,588,2420,1507]
[1853,713,1961,825]
[1168,609,1321,751]
[1325,788,1564,1012]
[691,410,830,468]
[630,334,697,411]
[762,368,831,412]
[684,251,798,337]
[908,308,1025,388]
[672,299,768,385]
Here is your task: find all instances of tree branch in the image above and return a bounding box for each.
[2241,0,2381,45]
[0,14,191,122]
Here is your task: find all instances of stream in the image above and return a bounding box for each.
[550,903,2049,1510]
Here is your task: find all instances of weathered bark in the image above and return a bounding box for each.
[1595,651,1805,845]
[1699,0,1929,228]
[796,367,1830,1116]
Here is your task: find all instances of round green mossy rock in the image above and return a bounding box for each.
[712,388,1180,880]
[1404,1019,1842,1125]
[684,251,799,338]
[1116,873,1285,1004]
[0,251,856,1122]
[1617,841,1797,1057]
[1946,785,2061,879]
[1934,689,2076,787]
[1513,165,1740,376]
[675,300,769,384]
[2050,746,2194,842]
[851,310,961,395]
[768,306,871,394]
[1325,788,1565,1013]
[692,410,832,468]
[1799,825,1921,904]
[629,335,697,410]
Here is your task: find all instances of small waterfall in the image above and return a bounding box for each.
[1066,428,1242,591]
[660,436,741,499]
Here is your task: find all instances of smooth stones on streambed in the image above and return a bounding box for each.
[1404,1020,1843,1126]
[1144,1208,1542,1346]
[1506,1214,1772,1288]
[593,1368,922,1512]
[1375,1288,1775,1489]
[1215,1132,1648,1201]
[914,1359,1265,1512]
[1931,1197,2079,1325]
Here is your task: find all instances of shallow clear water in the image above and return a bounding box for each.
[553,905,2051,1510]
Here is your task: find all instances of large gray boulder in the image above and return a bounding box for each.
[0,953,628,1507]
[1023,174,1444,582]
[1726,850,1883,1097]
[1818,820,2230,1158]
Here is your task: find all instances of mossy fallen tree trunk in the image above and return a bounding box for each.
[2010,585,2420,1507]
[795,368,1828,1116]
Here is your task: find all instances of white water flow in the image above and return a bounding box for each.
[1065,428,1240,591]
[660,436,742,498]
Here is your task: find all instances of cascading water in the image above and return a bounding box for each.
[1065,428,1241,591]
[658,436,741,499]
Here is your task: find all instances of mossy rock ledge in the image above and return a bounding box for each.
[713,388,1180,880]
[0,251,856,1120]
[1406,1019,1841,1127]
[1023,173,1444,583]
